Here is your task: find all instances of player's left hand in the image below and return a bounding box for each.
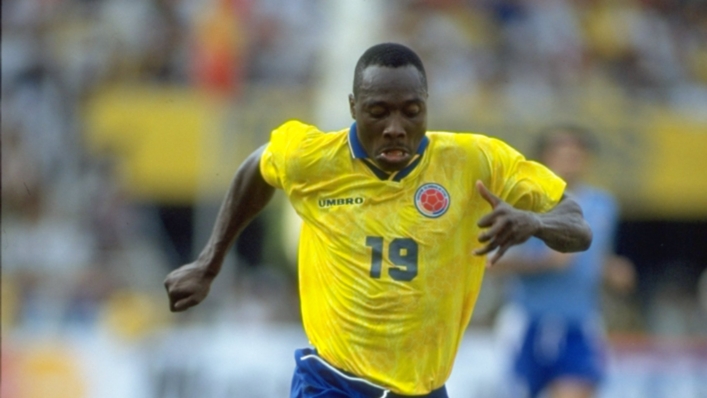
[473,180,541,265]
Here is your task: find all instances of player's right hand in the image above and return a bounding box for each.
[164,262,215,312]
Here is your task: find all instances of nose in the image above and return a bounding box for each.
[383,116,406,140]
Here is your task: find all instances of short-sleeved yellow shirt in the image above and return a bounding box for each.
[260,120,565,395]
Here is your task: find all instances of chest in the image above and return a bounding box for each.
[297,168,486,246]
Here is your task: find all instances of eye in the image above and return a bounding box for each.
[404,104,421,117]
[368,106,387,118]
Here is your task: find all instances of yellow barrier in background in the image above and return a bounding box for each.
[83,84,707,219]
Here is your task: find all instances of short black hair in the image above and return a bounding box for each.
[352,43,427,96]
[533,124,599,160]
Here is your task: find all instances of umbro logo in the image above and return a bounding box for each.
[318,197,365,208]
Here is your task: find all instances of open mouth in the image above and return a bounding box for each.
[379,148,409,163]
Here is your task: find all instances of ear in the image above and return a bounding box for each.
[348,94,356,119]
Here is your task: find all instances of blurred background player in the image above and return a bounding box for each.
[490,125,636,398]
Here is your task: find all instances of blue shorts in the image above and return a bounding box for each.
[290,348,448,398]
[512,318,606,398]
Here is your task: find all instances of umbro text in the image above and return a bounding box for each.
[318,197,365,208]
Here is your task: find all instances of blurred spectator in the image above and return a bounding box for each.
[246,0,324,85]
[192,0,250,97]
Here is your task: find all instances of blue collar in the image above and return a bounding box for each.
[347,123,429,181]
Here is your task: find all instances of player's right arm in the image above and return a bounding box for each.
[164,145,275,312]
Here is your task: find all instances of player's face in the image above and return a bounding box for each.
[349,65,428,172]
[542,133,590,186]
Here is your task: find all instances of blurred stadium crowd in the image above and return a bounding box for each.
[2,0,707,397]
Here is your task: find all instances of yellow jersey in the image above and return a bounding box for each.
[260,120,565,395]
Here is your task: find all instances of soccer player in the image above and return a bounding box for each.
[491,125,635,398]
[164,43,592,398]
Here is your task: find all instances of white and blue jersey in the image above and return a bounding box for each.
[508,185,618,322]
[504,184,618,398]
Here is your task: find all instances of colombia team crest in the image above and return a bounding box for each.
[415,183,450,218]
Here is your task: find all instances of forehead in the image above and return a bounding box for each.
[357,65,426,101]
[546,133,588,151]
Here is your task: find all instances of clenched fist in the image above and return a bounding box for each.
[164,262,215,312]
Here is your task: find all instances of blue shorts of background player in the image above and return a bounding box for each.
[511,317,606,398]
[291,348,449,398]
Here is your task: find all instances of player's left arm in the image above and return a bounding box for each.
[474,180,592,265]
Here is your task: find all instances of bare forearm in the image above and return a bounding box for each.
[534,195,592,253]
[198,146,275,277]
